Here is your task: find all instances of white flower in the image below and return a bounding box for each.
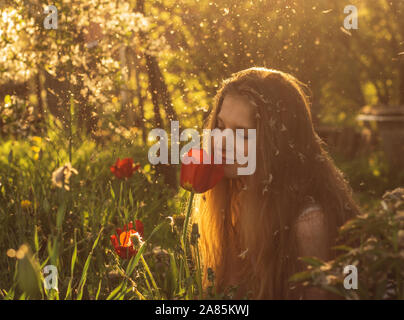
[51,163,78,190]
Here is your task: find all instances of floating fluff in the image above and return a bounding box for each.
[298,152,306,163]
[238,248,249,259]
[269,117,277,129]
[51,162,78,191]
[315,154,326,162]
[262,173,273,186]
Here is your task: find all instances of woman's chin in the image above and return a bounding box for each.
[223,164,239,179]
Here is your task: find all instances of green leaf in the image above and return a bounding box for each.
[299,256,325,267]
[110,183,115,200]
[332,245,353,252]
[289,270,312,283]
[77,228,103,300]
[34,226,39,253]
[56,202,66,230]
[106,282,124,300]
[95,280,102,300]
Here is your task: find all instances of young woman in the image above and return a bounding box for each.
[191,67,361,299]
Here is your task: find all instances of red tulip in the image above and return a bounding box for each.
[180,149,224,193]
[110,158,140,179]
[110,220,144,259]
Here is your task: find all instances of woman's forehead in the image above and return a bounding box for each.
[218,94,255,127]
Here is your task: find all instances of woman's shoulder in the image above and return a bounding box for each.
[294,197,329,261]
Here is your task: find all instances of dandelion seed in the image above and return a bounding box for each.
[51,162,78,191]
[166,216,174,232]
[238,248,249,259]
[298,152,306,162]
[315,154,325,162]
[340,26,352,36]
[281,124,287,132]
[263,174,273,185]
[305,195,315,204]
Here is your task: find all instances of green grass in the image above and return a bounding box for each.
[0,120,222,300]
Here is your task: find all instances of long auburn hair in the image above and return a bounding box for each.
[191,67,361,299]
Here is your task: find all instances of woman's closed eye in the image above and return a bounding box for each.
[216,119,225,130]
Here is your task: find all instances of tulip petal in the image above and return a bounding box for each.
[110,235,119,250]
[135,220,144,237]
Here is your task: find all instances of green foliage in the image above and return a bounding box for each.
[290,187,404,299]
[333,150,404,211]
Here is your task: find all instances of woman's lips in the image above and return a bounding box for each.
[213,148,233,163]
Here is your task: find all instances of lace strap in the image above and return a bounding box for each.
[298,204,323,222]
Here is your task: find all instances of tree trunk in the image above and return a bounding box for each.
[136,0,178,191]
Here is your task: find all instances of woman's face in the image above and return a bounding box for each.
[215,94,256,179]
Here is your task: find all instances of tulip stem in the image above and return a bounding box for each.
[182,192,195,246]
[180,192,194,295]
